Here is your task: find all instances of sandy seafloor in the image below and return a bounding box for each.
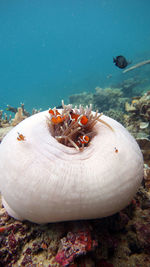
[0,86,150,267]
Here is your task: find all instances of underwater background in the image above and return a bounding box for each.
[0,0,150,112]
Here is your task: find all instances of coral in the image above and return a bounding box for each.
[7,103,41,117]
[124,91,150,139]
[0,183,150,266]
[125,91,150,121]
[112,77,145,97]
[69,87,129,114]
[55,228,97,266]
[135,223,150,254]
[92,87,126,112]
[0,110,11,127]
[0,204,62,266]
[69,91,93,107]
[103,109,125,125]
[6,104,18,113]
[136,138,150,166]
[10,105,42,126]
[11,107,27,126]
[144,164,150,189]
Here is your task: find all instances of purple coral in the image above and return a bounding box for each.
[55,229,97,266]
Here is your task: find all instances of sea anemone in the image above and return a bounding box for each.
[47,101,113,150]
[0,102,143,223]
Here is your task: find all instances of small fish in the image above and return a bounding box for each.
[49,109,60,116]
[69,111,88,126]
[69,110,79,122]
[49,108,65,124]
[114,147,118,153]
[17,132,26,141]
[78,115,88,126]
[113,55,128,69]
[76,135,90,147]
[78,135,89,144]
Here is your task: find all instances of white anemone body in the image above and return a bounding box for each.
[0,110,143,223]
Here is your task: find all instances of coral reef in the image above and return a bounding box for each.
[0,110,11,127]
[0,188,150,266]
[112,77,145,97]
[69,91,93,107]
[104,109,125,125]
[6,103,41,117]
[93,87,127,112]
[124,91,150,139]
[55,227,97,266]
[11,107,27,126]
[124,90,150,191]
[69,87,128,122]
[0,103,42,128]
[136,138,150,166]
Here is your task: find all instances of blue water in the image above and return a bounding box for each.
[0,0,150,112]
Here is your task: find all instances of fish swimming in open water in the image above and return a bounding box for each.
[113,55,128,69]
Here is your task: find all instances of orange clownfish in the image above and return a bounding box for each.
[69,111,79,122]
[17,132,26,141]
[49,108,60,116]
[76,135,90,146]
[114,147,118,153]
[69,111,88,126]
[78,115,88,126]
[48,108,65,124]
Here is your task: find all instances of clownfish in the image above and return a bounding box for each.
[49,108,61,116]
[114,147,118,153]
[78,115,88,126]
[76,135,90,147]
[69,110,79,122]
[17,132,26,141]
[48,108,65,124]
[69,111,88,126]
